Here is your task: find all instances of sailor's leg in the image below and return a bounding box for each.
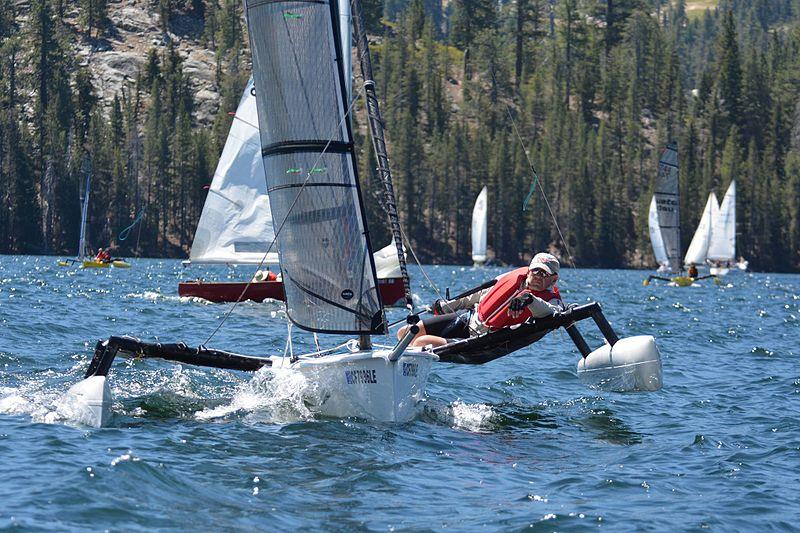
[410,334,449,348]
[397,321,428,341]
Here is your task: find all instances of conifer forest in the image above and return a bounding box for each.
[1,0,799,271]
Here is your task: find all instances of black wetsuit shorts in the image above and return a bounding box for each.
[421,311,472,340]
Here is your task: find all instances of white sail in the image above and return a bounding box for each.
[648,196,669,269]
[707,180,736,262]
[188,78,279,266]
[471,186,488,264]
[683,192,719,267]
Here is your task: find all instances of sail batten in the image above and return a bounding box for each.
[245,0,383,334]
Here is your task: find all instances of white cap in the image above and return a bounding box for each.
[529,252,560,275]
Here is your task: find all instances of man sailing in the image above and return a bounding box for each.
[399,253,564,348]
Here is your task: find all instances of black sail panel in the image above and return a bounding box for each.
[654,144,681,273]
[245,0,384,334]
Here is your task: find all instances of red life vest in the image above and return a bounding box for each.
[476,267,561,331]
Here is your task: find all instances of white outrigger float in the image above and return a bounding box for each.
[64,0,662,428]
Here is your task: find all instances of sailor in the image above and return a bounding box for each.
[95,248,111,263]
[399,252,564,348]
[687,263,698,278]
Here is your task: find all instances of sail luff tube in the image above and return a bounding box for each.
[351,0,413,313]
[244,0,384,335]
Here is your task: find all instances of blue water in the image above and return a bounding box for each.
[1,256,798,530]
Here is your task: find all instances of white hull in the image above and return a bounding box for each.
[577,336,662,392]
[288,349,435,422]
[62,375,112,427]
[709,266,729,276]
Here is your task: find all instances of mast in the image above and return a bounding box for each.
[351,0,413,312]
[78,156,92,259]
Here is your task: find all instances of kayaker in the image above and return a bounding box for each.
[399,252,564,348]
[687,264,698,278]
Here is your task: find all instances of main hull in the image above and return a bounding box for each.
[178,276,405,306]
[290,350,435,422]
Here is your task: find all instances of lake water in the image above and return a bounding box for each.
[1,256,798,530]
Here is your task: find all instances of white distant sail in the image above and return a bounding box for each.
[188,77,279,266]
[708,180,736,263]
[471,186,488,265]
[684,192,719,267]
[648,196,668,270]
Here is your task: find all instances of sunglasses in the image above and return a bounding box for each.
[529,269,551,278]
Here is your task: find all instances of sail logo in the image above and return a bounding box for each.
[341,289,354,300]
[656,198,678,213]
[402,363,418,377]
[345,369,377,384]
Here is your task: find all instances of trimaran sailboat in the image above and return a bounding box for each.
[63,0,662,427]
[57,156,131,269]
[177,74,405,304]
[471,186,488,266]
[645,144,716,286]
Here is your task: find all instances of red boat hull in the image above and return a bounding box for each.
[178,277,406,307]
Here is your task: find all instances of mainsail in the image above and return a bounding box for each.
[471,186,488,264]
[245,0,383,334]
[652,144,681,272]
[78,157,92,259]
[189,77,279,266]
[683,192,718,267]
[707,180,736,263]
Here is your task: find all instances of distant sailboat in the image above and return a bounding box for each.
[58,156,130,269]
[707,181,746,275]
[178,76,405,304]
[645,144,716,286]
[471,186,488,266]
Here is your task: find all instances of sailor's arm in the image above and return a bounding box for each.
[434,288,489,314]
[509,293,564,318]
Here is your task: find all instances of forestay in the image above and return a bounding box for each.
[471,186,488,264]
[245,0,384,334]
[653,144,681,272]
[684,192,718,267]
[708,181,736,262]
[189,78,279,265]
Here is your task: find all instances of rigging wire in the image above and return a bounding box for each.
[118,207,147,241]
[202,83,368,346]
[489,67,576,270]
